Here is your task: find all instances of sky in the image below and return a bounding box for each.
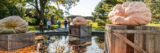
[51,0,101,16]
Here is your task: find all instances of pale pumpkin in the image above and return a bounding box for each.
[0,16,28,34]
[73,17,87,26]
[108,2,152,25]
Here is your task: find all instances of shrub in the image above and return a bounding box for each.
[95,19,105,26]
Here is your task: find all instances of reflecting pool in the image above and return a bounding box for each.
[0,34,104,53]
[36,35,104,53]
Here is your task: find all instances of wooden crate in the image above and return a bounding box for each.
[0,33,35,51]
[105,24,160,53]
[69,25,92,37]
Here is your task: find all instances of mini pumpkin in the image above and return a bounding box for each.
[108,2,152,25]
[73,17,87,26]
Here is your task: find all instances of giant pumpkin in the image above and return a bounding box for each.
[108,2,152,25]
[73,17,87,26]
[0,16,28,33]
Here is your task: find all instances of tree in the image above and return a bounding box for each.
[0,0,11,18]
[26,0,79,24]
[144,0,160,24]
[26,0,48,22]
[0,0,25,19]
[51,0,79,15]
[92,0,125,20]
[92,0,121,24]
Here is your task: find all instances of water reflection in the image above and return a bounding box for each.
[69,36,91,53]
[36,35,104,53]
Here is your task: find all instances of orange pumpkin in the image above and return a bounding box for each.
[73,17,87,26]
[108,2,152,25]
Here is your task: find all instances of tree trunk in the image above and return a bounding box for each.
[35,0,47,23]
[56,2,60,9]
[35,0,41,20]
[40,0,47,25]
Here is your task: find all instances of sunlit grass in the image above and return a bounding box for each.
[147,24,160,27]
[28,24,58,31]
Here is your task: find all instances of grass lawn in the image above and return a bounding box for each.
[93,26,105,31]
[93,24,160,31]
[147,24,160,27]
[28,24,58,31]
[94,27,105,31]
[28,24,160,31]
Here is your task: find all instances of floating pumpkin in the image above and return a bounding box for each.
[73,17,87,26]
[108,2,152,25]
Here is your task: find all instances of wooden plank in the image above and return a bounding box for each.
[70,25,80,36]
[146,34,154,53]
[105,24,127,53]
[112,30,160,34]
[147,26,155,53]
[115,33,127,53]
[154,35,160,53]
[145,27,155,53]
[153,27,160,53]
[105,24,160,53]
[134,26,145,53]
[80,25,92,37]
[104,25,108,53]
[105,25,113,53]
[113,33,147,53]
[126,26,135,53]
[114,26,127,53]
[121,33,127,53]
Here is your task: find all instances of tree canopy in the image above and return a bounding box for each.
[0,0,79,25]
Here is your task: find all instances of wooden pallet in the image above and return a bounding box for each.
[105,24,160,53]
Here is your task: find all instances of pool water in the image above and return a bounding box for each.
[36,35,105,53]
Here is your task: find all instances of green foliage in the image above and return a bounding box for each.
[25,0,79,24]
[0,0,10,18]
[0,0,23,19]
[0,0,79,25]
[24,16,37,23]
[144,0,160,24]
[95,19,106,26]
[52,0,79,15]
[92,0,120,24]
[54,9,64,19]
[92,0,126,23]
